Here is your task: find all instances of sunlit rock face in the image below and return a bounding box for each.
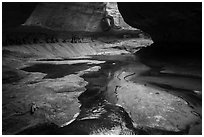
[118,2,201,44]
[25,2,135,32]
[105,2,134,30]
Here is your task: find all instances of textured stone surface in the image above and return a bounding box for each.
[104,68,201,133]
[25,2,135,32]
[2,70,87,134]
[2,35,151,134]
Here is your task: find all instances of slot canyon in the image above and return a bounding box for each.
[2,2,202,135]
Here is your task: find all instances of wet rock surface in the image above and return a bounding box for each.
[2,41,202,134]
[3,2,201,135]
[109,74,200,132]
[2,31,201,134]
[2,32,151,134]
[3,53,202,134]
[2,72,87,134]
[54,54,201,135]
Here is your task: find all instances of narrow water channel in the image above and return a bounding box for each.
[20,53,202,135]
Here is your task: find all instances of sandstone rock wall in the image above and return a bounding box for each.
[25,2,135,32]
[106,2,135,30]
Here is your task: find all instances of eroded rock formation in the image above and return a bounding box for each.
[25,2,135,32]
[2,2,201,135]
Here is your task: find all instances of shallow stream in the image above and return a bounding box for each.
[21,53,202,134]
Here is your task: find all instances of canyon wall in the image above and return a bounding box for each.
[118,3,202,45]
[25,2,135,32]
